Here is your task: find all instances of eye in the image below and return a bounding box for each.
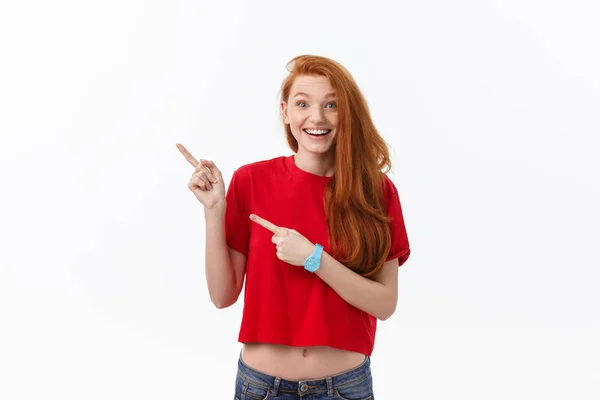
[296,101,307,107]
[325,102,337,109]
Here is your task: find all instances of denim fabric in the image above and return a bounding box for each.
[234,354,374,400]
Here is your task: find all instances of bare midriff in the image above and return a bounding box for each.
[241,342,366,380]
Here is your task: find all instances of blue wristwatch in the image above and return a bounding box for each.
[304,244,324,273]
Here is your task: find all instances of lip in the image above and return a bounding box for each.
[303,127,332,131]
[302,128,332,139]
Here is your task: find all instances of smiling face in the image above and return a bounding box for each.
[281,75,339,157]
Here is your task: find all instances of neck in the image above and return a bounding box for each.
[294,152,335,177]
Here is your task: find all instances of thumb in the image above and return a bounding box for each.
[200,159,222,180]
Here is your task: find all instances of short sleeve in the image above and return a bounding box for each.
[384,177,411,266]
[225,168,250,256]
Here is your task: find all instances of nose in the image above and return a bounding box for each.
[309,107,326,123]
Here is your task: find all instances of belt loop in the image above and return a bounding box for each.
[272,377,281,396]
[326,376,334,396]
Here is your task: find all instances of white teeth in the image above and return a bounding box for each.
[304,129,331,135]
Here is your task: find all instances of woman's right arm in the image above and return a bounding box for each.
[204,204,246,309]
[176,143,246,309]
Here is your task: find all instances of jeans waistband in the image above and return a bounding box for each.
[237,352,371,396]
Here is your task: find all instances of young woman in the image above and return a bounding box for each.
[177,55,410,399]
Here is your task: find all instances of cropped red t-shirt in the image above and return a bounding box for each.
[224,155,410,356]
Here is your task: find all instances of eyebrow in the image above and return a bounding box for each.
[293,92,336,99]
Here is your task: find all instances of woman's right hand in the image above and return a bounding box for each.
[176,143,225,211]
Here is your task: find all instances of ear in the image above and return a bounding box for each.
[280,101,290,124]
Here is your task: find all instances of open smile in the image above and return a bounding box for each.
[303,128,332,136]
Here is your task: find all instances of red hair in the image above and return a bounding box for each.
[280,55,394,278]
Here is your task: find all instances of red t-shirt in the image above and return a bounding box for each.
[225,155,410,356]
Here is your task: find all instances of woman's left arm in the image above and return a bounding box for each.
[249,214,400,321]
[316,251,398,321]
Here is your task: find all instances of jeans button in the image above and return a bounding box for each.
[300,383,308,392]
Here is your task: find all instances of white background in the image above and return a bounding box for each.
[1,0,599,399]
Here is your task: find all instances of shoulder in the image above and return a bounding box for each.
[232,156,288,179]
[381,173,399,196]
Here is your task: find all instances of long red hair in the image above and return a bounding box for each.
[280,55,393,278]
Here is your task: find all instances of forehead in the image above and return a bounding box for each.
[290,75,335,96]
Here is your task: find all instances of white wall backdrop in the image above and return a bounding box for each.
[1,0,598,399]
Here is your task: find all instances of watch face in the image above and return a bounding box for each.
[306,257,316,270]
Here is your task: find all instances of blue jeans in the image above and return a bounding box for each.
[234,353,374,400]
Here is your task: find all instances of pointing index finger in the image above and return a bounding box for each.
[176,143,199,168]
[249,214,281,233]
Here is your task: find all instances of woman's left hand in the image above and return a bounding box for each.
[249,214,315,267]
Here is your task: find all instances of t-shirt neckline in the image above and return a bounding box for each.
[284,154,333,183]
